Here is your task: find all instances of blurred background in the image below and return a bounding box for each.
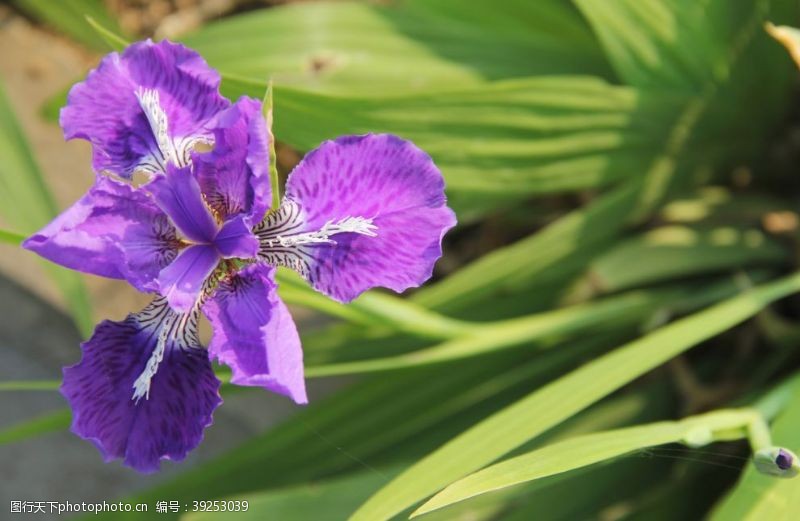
[3,1,800,520]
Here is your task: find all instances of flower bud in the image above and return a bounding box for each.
[754,447,800,478]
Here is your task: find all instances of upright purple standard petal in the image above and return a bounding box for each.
[157,245,219,313]
[23,175,179,291]
[146,164,218,243]
[204,264,307,404]
[215,215,259,259]
[61,298,221,473]
[60,40,229,178]
[193,97,271,223]
[257,134,456,302]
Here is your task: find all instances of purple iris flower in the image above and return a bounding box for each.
[22,40,456,472]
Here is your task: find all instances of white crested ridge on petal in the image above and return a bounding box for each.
[254,199,378,278]
[130,297,202,402]
[136,87,214,171]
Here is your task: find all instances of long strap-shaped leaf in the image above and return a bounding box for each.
[414,407,775,516]
[349,270,800,521]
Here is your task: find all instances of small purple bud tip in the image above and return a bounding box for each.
[776,449,794,470]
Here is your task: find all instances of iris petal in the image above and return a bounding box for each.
[193,97,272,223]
[204,263,307,404]
[60,39,228,178]
[215,215,259,259]
[157,244,219,313]
[23,175,178,291]
[60,298,221,473]
[146,164,218,243]
[258,134,456,302]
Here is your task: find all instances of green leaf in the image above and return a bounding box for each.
[0,228,26,246]
[767,22,800,68]
[349,271,800,521]
[303,279,742,377]
[275,269,475,340]
[9,0,129,51]
[0,409,71,445]
[567,224,788,298]
[182,1,611,97]
[410,182,641,311]
[575,0,791,89]
[414,408,766,516]
[258,77,680,219]
[409,0,796,310]
[0,77,93,336]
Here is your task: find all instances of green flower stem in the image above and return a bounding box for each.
[262,82,281,212]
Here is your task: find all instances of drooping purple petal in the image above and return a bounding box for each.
[215,215,259,259]
[23,175,178,291]
[157,244,219,313]
[60,39,229,178]
[61,298,221,473]
[203,263,307,404]
[260,134,456,302]
[193,97,271,223]
[146,164,218,243]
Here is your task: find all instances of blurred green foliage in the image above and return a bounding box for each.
[5,0,800,520]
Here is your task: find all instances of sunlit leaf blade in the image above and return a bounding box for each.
[576,0,793,89]
[0,78,93,336]
[182,1,611,97]
[349,271,800,521]
[766,22,800,68]
[304,277,752,376]
[403,0,597,49]
[414,408,764,516]
[255,77,680,220]
[275,268,474,339]
[9,0,128,51]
